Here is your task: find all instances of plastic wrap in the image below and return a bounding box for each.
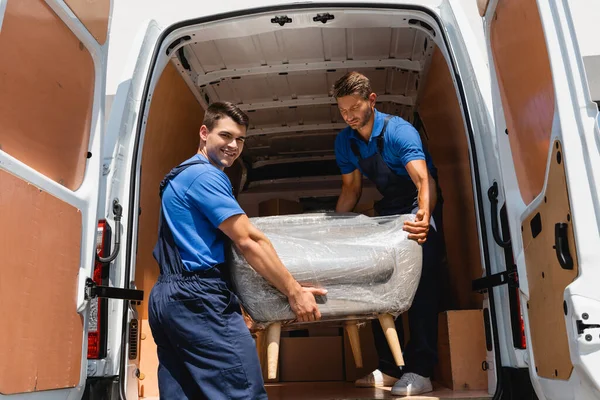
[228,213,423,326]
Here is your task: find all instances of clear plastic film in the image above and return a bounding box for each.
[227,213,422,327]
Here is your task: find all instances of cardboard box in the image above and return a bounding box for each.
[343,314,410,382]
[280,325,341,338]
[343,321,379,382]
[434,310,487,390]
[280,337,344,381]
[258,198,303,217]
[308,325,342,337]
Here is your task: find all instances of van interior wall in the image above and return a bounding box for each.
[237,183,383,217]
[135,61,204,397]
[135,61,203,320]
[134,45,484,394]
[134,50,485,320]
[418,48,483,310]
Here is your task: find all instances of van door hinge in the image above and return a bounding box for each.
[85,278,144,302]
[166,35,191,56]
[472,270,518,293]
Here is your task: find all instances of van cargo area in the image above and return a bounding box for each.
[130,6,494,400]
[3,0,600,399]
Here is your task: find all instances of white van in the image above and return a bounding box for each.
[1,0,599,399]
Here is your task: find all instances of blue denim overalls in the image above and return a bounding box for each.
[352,116,446,378]
[148,159,268,399]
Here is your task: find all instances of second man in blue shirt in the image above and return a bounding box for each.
[333,71,447,397]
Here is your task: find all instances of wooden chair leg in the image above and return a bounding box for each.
[345,321,363,368]
[266,322,281,379]
[378,313,404,366]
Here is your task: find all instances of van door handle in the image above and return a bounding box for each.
[96,199,122,264]
[488,182,511,249]
[554,223,574,270]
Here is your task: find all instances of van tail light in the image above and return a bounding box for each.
[88,220,111,359]
[506,259,526,349]
[520,315,527,349]
[513,273,527,349]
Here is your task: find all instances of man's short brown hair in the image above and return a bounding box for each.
[202,101,249,131]
[332,72,372,100]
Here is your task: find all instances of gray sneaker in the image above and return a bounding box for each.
[390,372,433,396]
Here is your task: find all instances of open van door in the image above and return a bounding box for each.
[481,0,600,398]
[0,0,117,398]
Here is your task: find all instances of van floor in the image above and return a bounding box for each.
[265,382,491,400]
[140,382,491,399]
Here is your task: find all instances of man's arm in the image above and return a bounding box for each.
[219,214,327,322]
[335,169,363,213]
[404,159,438,244]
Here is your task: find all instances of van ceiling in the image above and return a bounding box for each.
[173,13,436,182]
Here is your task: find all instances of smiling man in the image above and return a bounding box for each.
[148,102,326,400]
[332,72,447,396]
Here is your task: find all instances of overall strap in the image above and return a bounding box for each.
[153,157,209,275]
[159,158,208,198]
[350,141,361,159]
[376,115,394,154]
[351,114,395,161]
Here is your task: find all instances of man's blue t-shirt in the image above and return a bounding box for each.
[334,109,436,177]
[161,154,244,272]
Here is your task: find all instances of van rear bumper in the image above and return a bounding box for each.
[83,376,120,400]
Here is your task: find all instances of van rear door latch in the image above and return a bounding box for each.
[85,278,144,302]
[577,315,600,344]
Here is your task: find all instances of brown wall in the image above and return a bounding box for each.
[521,141,576,380]
[0,171,83,394]
[419,48,483,310]
[491,0,555,205]
[135,62,204,319]
[64,0,110,44]
[0,0,95,191]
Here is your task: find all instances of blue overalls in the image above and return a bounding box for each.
[351,116,446,379]
[148,159,268,400]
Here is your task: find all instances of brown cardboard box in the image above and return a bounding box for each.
[344,314,410,382]
[258,198,303,217]
[434,310,487,390]
[343,321,379,382]
[280,337,344,382]
[308,325,342,337]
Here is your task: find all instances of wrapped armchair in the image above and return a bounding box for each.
[228,213,423,379]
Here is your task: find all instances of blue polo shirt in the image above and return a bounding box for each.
[160,154,244,272]
[334,109,436,177]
